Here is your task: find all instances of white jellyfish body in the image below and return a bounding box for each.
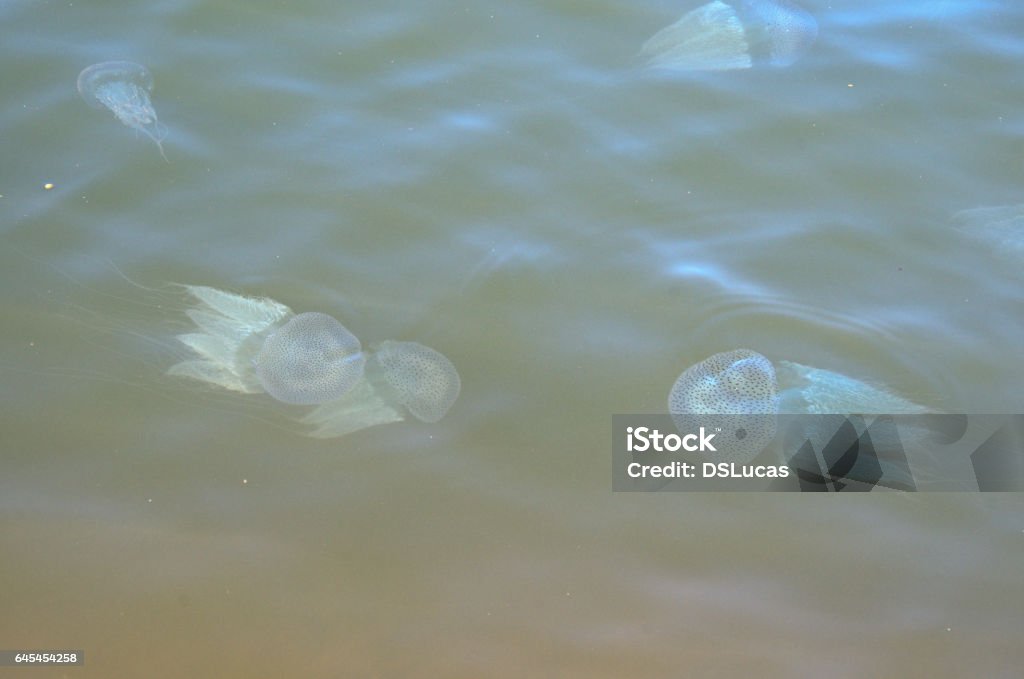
[166,286,459,438]
[372,341,461,423]
[668,349,779,462]
[666,349,936,464]
[641,0,818,72]
[77,61,167,160]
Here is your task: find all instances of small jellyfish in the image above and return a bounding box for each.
[77,61,167,160]
[640,0,818,72]
[167,285,459,438]
[667,349,779,462]
[951,204,1024,258]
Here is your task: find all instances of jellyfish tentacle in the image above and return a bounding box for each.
[300,378,405,438]
[642,1,752,71]
[641,0,817,72]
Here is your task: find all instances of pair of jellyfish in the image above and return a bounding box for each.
[165,285,460,438]
[640,0,818,72]
[668,348,930,463]
[77,61,167,160]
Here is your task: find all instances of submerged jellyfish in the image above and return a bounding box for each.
[666,349,941,489]
[167,286,460,438]
[640,0,818,72]
[77,61,167,160]
[667,349,779,462]
[951,204,1024,258]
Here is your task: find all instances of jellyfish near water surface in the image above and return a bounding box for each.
[667,349,932,464]
[77,61,167,160]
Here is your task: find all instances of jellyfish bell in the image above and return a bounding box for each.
[77,61,168,160]
[640,0,818,72]
[667,348,779,462]
[372,340,461,423]
[77,61,153,111]
[255,312,366,405]
[669,349,779,414]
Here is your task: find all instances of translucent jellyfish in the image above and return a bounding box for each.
[667,349,779,462]
[951,204,1024,258]
[666,350,934,466]
[640,0,818,72]
[77,61,167,160]
[167,285,459,438]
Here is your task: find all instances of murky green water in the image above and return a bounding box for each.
[2,1,1023,677]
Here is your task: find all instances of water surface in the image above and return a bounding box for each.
[1,0,1023,676]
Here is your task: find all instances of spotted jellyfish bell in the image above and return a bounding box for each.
[255,312,366,405]
[640,0,818,72]
[667,348,779,463]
